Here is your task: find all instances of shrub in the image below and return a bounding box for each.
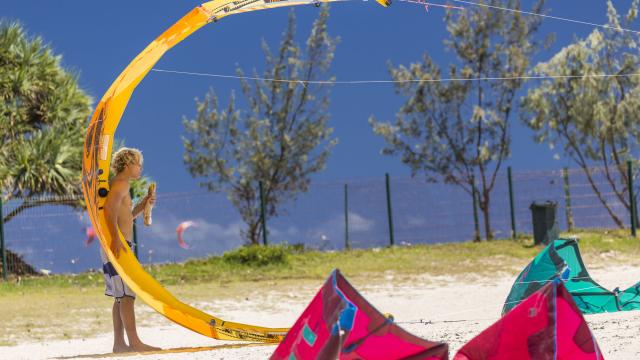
[222,245,290,267]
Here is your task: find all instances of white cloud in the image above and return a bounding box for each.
[268,225,301,240]
[406,215,426,227]
[298,211,375,250]
[348,212,374,232]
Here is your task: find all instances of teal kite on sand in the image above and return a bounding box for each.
[503,239,640,315]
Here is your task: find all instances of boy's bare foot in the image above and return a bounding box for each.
[128,342,161,352]
[113,344,130,353]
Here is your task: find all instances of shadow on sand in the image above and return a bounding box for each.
[54,342,275,359]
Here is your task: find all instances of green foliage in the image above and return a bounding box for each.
[183,7,338,244]
[521,0,640,228]
[222,244,291,266]
[0,21,92,223]
[369,0,547,240]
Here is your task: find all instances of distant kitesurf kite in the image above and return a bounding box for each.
[176,221,196,249]
[85,227,96,246]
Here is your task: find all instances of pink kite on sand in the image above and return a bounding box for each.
[176,221,196,249]
[271,269,448,360]
[454,280,603,360]
[84,227,96,246]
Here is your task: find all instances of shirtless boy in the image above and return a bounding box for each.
[102,147,160,353]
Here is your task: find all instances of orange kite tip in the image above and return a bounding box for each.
[375,0,392,7]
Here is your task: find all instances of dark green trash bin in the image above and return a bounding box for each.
[529,201,560,245]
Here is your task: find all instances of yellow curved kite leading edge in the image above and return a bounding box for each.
[82,0,388,343]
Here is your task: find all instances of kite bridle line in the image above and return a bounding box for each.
[150,68,640,85]
[394,282,623,327]
[398,0,464,11]
[449,0,640,36]
[149,0,640,85]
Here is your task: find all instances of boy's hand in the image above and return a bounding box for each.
[111,238,127,258]
[145,193,156,207]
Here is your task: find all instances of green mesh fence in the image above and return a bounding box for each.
[0,166,635,275]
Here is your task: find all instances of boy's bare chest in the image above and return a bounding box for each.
[118,196,133,219]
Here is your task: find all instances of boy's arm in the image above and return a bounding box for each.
[103,181,128,257]
[132,199,145,219]
[132,193,155,219]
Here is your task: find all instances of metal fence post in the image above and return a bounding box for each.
[130,189,139,259]
[0,196,7,280]
[385,173,395,247]
[562,167,574,231]
[628,161,637,237]
[471,176,481,242]
[259,181,268,246]
[344,184,351,250]
[507,167,517,239]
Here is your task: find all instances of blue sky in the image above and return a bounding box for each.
[3,0,637,192]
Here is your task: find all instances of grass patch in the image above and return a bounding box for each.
[1,229,639,293]
[0,229,638,345]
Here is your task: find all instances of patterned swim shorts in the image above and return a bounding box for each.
[100,241,136,300]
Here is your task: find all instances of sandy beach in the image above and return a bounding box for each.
[1,265,639,359]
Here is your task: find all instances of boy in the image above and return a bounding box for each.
[102,147,159,353]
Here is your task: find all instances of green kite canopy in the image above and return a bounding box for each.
[503,239,640,315]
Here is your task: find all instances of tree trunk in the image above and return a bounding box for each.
[600,147,631,216]
[480,190,493,240]
[472,183,481,242]
[247,221,260,245]
[580,166,625,228]
[635,195,639,232]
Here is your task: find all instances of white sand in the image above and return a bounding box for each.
[1,266,639,359]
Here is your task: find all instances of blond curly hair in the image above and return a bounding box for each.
[111,147,143,175]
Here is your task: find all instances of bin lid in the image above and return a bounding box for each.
[529,200,557,209]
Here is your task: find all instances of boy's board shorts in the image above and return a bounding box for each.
[101,241,136,300]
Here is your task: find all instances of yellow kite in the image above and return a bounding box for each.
[82,0,389,343]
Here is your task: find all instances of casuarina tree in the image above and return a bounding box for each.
[522,1,640,228]
[183,7,338,244]
[370,0,546,240]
